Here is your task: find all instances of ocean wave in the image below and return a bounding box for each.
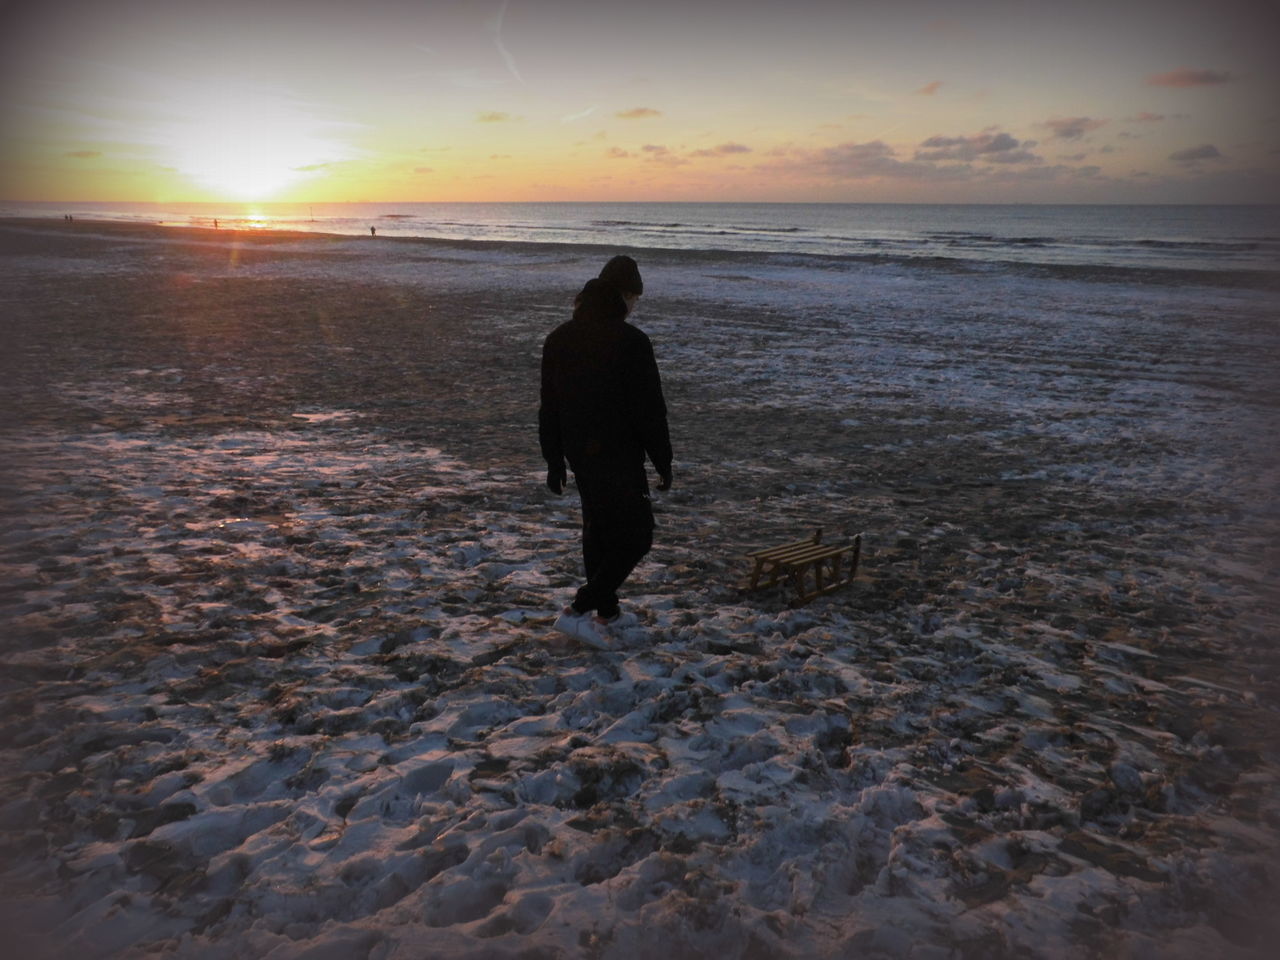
[927,232,1052,245]
[591,220,688,228]
[589,219,805,237]
[1131,238,1262,251]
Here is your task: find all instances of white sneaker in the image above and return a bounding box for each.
[553,606,586,639]
[553,607,615,650]
[574,614,616,650]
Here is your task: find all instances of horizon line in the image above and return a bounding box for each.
[6,199,1279,208]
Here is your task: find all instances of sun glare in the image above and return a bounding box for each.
[159,88,351,200]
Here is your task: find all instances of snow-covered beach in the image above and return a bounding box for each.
[1,217,1277,958]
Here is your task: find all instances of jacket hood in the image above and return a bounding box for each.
[598,255,643,297]
[573,277,628,323]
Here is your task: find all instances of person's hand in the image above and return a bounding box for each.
[656,467,673,492]
[546,463,567,494]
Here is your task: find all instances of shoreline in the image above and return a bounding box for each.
[4,216,1276,287]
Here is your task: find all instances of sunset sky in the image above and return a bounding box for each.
[2,0,1277,204]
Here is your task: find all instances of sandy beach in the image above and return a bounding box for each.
[1,217,1277,958]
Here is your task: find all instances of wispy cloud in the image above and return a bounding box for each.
[1169,144,1223,163]
[65,150,101,159]
[1042,116,1107,140]
[762,138,1111,187]
[915,81,943,96]
[561,106,596,124]
[604,141,752,164]
[775,140,963,181]
[485,0,524,84]
[1146,68,1233,88]
[639,144,688,165]
[617,108,661,119]
[477,111,514,122]
[689,143,752,158]
[983,163,1105,184]
[1126,112,1166,123]
[915,130,1040,164]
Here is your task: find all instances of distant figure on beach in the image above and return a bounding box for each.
[539,256,673,649]
[370,226,376,236]
[213,219,218,229]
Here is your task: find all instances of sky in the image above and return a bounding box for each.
[2,0,1278,204]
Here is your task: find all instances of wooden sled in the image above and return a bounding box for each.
[744,527,862,606]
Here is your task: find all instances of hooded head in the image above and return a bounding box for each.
[573,277,628,322]
[598,255,643,297]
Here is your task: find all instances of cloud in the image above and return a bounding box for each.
[617,108,661,119]
[915,131,1041,164]
[781,140,966,180]
[607,141,751,164]
[485,0,524,84]
[689,142,752,158]
[981,163,1105,185]
[65,150,101,159]
[1146,68,1233,88]
[1169,144,1223,163]
[477,111,513,122]
[561,106,596,124]
[414,167,434,174]
[1127,112,1165,123]
[764,138,1116,188]
[1042,116,1107,140]
[640,144,688,166]
[915,81,943,96]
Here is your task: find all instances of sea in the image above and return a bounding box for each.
[4,201,1278,277]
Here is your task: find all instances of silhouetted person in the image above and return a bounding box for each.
[370,226,376,236]
[539,256,672,648]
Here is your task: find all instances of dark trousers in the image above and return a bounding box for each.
[570,467,654,619]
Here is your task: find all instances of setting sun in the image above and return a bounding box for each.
[158,86,354,200]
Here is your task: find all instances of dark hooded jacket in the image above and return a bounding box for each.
[539,279,672,486]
